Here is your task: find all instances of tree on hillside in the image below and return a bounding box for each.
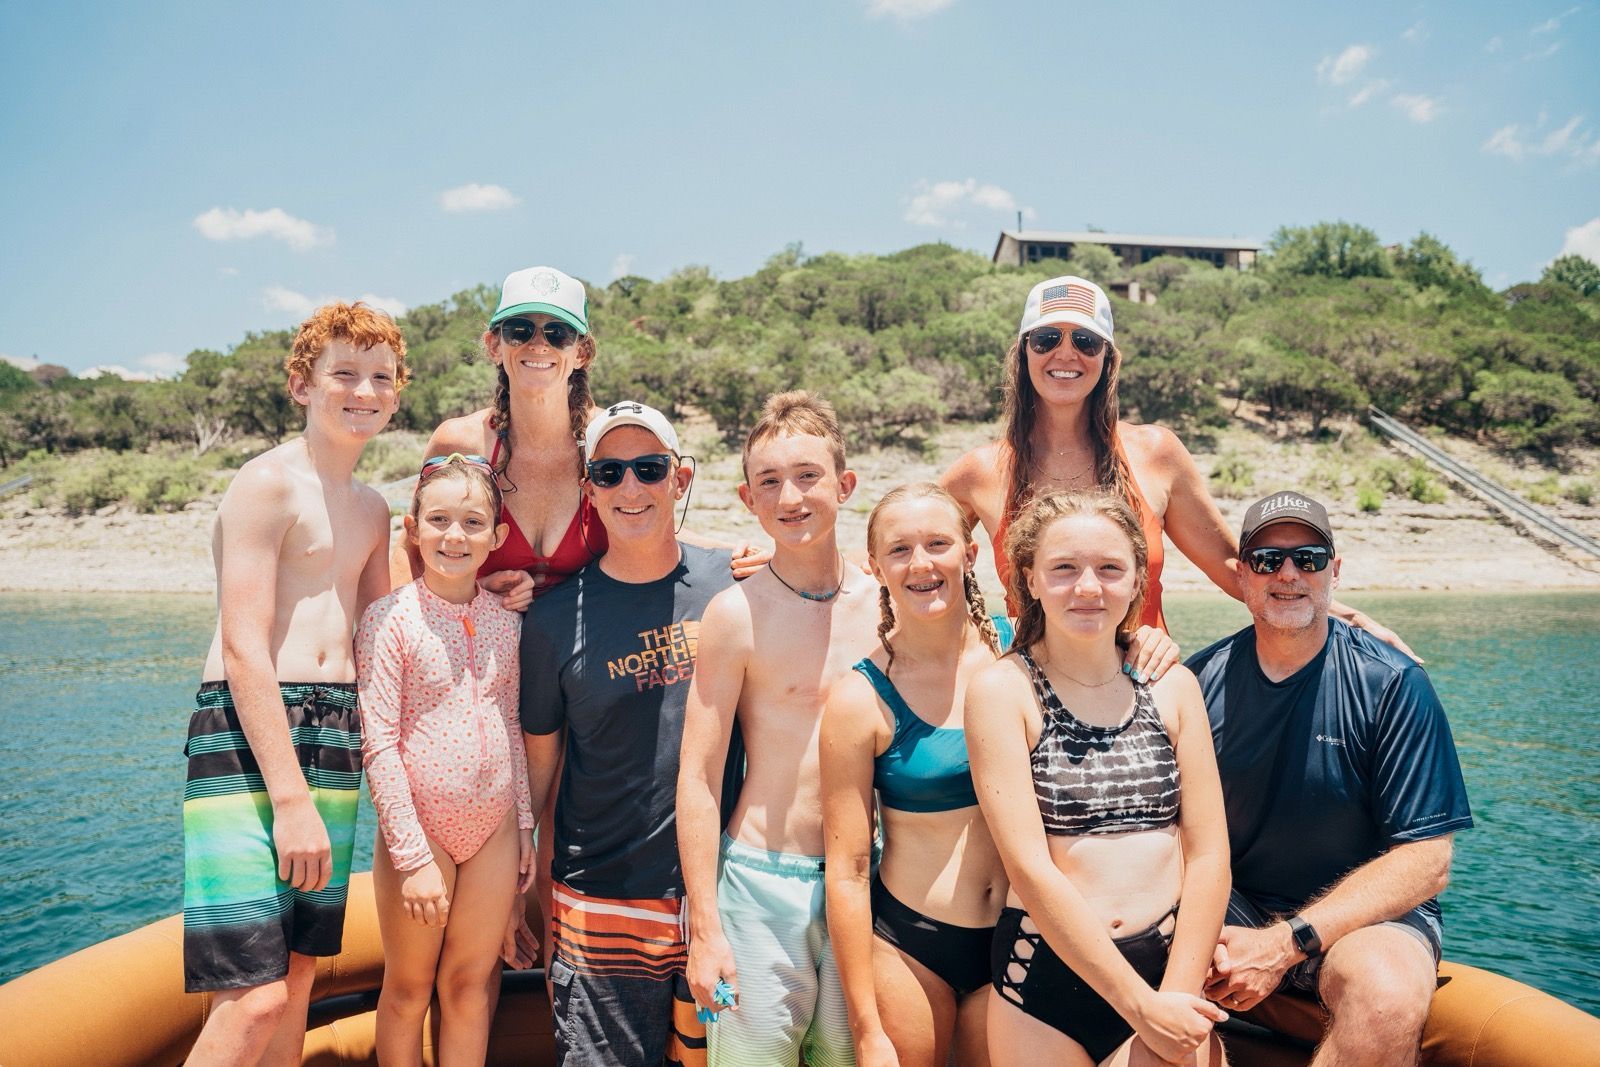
[1470,367,1596,450]
[1263,221,1393,279]
[1394,232,1487,295]
[1542,254,1600,297]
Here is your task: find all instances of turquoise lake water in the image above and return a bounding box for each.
[1,590,1597,1015]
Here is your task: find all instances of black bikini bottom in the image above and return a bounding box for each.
[871,874,995,997]
[990,903,1176,1062]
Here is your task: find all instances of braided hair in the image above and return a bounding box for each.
[866,482,1002,676]
[485,332,597,492]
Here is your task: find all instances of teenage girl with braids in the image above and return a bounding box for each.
[820,482,1009,1067]
[939,274,1419,662]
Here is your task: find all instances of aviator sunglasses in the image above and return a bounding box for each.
[1242,544,1333,575]
[497,317,580,349]
[1026,325,1108,359]
[586,453,675,489]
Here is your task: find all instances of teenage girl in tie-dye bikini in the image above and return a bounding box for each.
[356,455,534,1065]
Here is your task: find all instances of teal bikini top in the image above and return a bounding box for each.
[854,658,980,814]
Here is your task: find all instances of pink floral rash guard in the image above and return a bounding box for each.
[356,579,533,871]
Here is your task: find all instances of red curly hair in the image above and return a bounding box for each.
[285,301,411,390]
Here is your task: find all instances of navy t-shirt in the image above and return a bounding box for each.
[521,544,734,899]
[1187,619,1472,924]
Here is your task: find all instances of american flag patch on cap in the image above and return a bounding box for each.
[1039,283,1098,317]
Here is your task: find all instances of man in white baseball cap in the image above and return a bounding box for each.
[520,399,737,1066]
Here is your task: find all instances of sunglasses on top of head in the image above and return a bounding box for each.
[586,453,675,489]
[497,317,580,349]
[1027,326,1108,359]
[419,452,494,478]
[1241,544,1333,575]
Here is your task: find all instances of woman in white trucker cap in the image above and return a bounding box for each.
[938,275,1417,660]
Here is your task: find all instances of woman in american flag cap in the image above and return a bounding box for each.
[938,274,1417,663]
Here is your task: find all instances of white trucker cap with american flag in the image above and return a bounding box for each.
[1018,275,1115,345]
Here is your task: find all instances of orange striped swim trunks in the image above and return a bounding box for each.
[548,881,704,1066]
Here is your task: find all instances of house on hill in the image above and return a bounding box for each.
[993,230,1263,271]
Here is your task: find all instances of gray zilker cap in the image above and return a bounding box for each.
[1240,491,1335,551]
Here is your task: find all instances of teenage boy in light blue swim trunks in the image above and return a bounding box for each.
[678,392,882,1067]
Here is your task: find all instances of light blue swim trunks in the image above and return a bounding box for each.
[707,835,855,1067]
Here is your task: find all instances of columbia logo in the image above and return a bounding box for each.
[1316,734,1346,746]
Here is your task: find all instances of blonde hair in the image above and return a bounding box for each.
[866,482,1002,675]
[286,301,410,389]
[1003,490,1147,653]
[742,390,847,477]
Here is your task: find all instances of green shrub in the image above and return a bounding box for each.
[1356,483,1384,512]
[1526,476,1562,505]
[27,448,217,514]
[1209,451,1256,498]
[1565,480,1595,505]
[355,432,428,486]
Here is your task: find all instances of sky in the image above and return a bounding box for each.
[2,0,1597,376]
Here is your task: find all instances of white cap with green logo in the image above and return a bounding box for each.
[490,266,589,333]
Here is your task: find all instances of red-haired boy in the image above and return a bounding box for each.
[183,302,407,1065]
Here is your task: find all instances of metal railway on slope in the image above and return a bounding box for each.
[1367,405,1600,561]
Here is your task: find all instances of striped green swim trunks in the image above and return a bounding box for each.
[182,681,362,993]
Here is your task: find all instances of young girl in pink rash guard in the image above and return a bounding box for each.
[356,453,534,1065]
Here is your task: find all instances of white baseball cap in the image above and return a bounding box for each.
[1017,275,1115,345]
[584,400,681,457]
[490,266,589,333]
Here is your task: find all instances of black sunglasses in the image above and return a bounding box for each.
[1026,326,1108,359]
[1242,545,1333,575]
[586,453,675,489]
[497,317,579,349]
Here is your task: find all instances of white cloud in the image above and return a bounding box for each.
[193,207,331,251]
[1,353,41,372]
[1347,79,1390,108]
[1483,124,1526,160]
[80,365,159,383]
[219,266,239,277]
[1531,6,1579,33]
[865,0,954,21]
[1559,218,1600,263]
[1484,36,1503,52]
[1482,114,1599,165]
[439,183,520,213]
[137,352,188,377]
[609,253,636,280]
[1401,20,1427,42]
[1316,44,1373,85]
[1392,93,1442,123]
[264,287,407,319]
[904,179,1028,228]
[1523,41,1562,59]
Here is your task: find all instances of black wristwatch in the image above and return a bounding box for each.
[1286,914,1323,958]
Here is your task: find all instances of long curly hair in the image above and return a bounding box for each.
[866,482,1002,676]
[1003,490,1148,654]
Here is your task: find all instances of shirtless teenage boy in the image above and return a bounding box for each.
[183,302,405,1067]
[678,391,879,1067]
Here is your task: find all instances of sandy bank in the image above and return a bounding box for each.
[3,422,1597,599]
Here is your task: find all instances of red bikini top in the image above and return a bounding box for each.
[477,436,608,596]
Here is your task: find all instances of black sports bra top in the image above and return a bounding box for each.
[1017,647,1181,836]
